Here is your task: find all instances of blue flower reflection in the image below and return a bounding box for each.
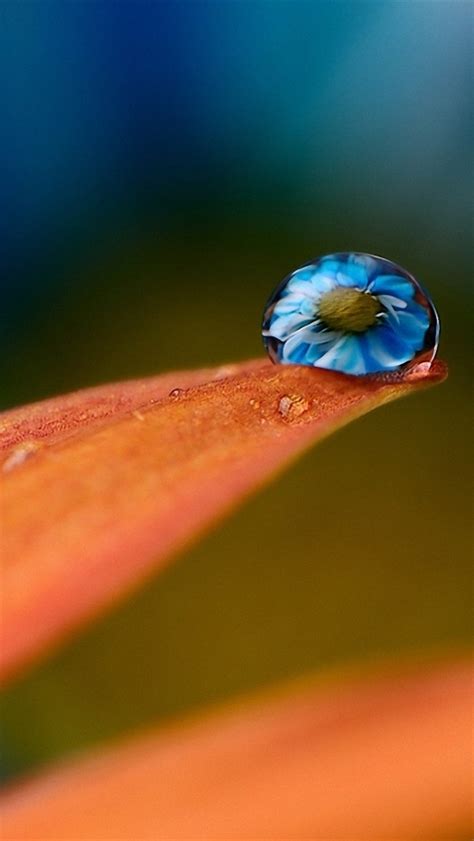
[262,253,439,375]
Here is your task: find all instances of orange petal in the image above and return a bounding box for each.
[0,358,447,684]
[0,363,254,451]
[1,655,470,840]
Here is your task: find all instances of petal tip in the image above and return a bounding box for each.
[403,358,448,384]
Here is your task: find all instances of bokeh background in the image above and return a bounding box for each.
[1,1,472,781]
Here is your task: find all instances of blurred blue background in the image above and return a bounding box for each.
[1,0,472,779]
[1,0,471,404]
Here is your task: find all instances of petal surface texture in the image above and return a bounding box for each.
[0,358,446,683]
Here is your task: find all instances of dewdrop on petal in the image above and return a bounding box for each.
[262,252,439,376]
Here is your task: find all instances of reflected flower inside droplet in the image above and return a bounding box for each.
[262,252,439,376]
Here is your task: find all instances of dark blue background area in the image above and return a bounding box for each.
[1,2,471,364]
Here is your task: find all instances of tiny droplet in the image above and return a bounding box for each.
[278,394,309,421]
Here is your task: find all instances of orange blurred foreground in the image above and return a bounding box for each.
[1,656,471,840]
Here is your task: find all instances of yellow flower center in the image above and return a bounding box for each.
[318,287,381,333]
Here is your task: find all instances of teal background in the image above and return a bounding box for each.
[1,1,472,780]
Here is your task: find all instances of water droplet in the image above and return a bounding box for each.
[403,360,433,381]
[168,388,185,398]
[249,398,260,408]
[262,252,439,376]
[2,440,42,473]
[278,394,309,421]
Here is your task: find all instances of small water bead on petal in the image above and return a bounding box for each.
[262,252,440,376]
[278,393,309,421]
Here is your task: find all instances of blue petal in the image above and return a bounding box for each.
[312,334,367,374]
[267,311,315,340]
[282,340,311,365]
[404,298,431,325]
[369,275,415,302]
[385,298,430,343]
[281,278,317,300]
[288,266,317,282]
[319,258,369,289]
[392,310,429,349]
[336,334,367,375]
[335,271,366,289]
[281,324,340,363]
[286,272,335,298]
[357,334,388,374]
[365,324,415,369]
[347,253,380,282]
[272,292,315,317]
[304,330,343,364]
